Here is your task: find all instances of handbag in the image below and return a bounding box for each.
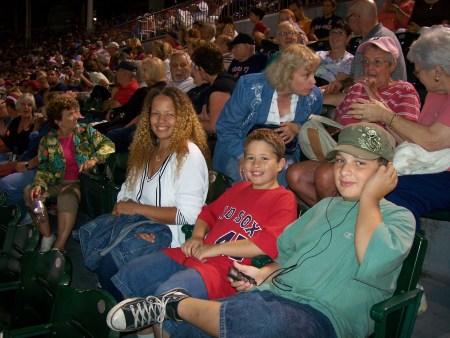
[298,115,343,162]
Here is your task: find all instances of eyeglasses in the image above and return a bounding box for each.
[362,59,391,68]
[278,31,298,38]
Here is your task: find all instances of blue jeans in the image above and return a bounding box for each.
[171,290,337,338]
[112,251,208,334]
[386,171,450,231]
[0,169,36,215]
[78,213,172,275]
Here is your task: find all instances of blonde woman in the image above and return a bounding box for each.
[213,44,322,186]
[79,87,210,300]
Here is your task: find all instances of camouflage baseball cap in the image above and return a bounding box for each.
[326,122,396,162]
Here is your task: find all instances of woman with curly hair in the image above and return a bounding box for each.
[24,97,115,252]
[79,87,210,299]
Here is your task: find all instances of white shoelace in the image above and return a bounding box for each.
[130,296,169,329]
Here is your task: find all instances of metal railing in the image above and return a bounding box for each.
[112,0,344,43]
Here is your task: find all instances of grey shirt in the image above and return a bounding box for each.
[350,23,407,81]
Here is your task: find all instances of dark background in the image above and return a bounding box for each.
[0,0,151,32]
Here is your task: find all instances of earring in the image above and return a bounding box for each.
[435,76,440,82]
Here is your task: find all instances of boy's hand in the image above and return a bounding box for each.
[361,163,397,201]
[228,262,261,291]
[181,236,203,257]
[193,244,218,262]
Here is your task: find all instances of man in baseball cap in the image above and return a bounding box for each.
[227,33,268,79]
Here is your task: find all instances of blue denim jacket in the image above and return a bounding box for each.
[213,73,323,181]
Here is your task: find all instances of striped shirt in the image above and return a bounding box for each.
[335,80,420,126]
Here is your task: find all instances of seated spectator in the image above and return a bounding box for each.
[103,61,140,112]
[288,0,316,41]
[378,0,415,32]
[5,93,21,123]
[106,123,416,338]
[95,40,110,60]
[84,59,109,88]
[250,7,270,46]
[24,97,115,252]
[185,38,207,56]
[47,66,69,92]
[186,54,210,115]
[128,37,144,58]
[107,129,298,338]
[68,60,93,91]
[315,22,354,88]
[0,100,7,118]
[133,45,147,61]
[0,93,36,159]
[182,27,201,47]
[151,40,173,82]
[214,44,322,186]
[407,0,450,34]
[192,43,236,134]
[324,0,407,105]
[221,22,237,39]
[199,22,217,42]
[227,33,269,80]
[23,80,45,110]
[168,51,197,93]
[107,57,168,153]
[214,35,233,70]
[310,0,343,41]
[278,9,309,45]
[267,20,305,66]
[165,31,183,50]
[97,55,114,84]
[287,37,420,206]
[106,41,121,71]
[0,111,50,217]
[346,26,450,231]
[78,87,210,300]
[215,15,237,38]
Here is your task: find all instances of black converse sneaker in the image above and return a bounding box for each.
[106,288,191,332]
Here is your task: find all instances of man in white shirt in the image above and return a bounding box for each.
[168,52,196,93]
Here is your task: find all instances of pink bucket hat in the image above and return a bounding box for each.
[357,37,399,61]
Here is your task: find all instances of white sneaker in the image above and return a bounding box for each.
[39,234,56,252]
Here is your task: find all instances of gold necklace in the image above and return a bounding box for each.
[154,147,169,163]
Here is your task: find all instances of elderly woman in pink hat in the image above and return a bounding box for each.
[287,36,421,206]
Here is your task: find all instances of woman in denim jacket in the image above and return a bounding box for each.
[213,44,323,186]
[24,97,115,252]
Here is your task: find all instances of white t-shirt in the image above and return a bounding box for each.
[117,142,209,247]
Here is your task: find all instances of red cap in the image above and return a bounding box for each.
[23,80,40,91]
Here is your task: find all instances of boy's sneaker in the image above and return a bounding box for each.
[106,288,191,332]
[39,234,56,252]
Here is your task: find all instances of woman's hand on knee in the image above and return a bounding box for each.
[136,233,156,243]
